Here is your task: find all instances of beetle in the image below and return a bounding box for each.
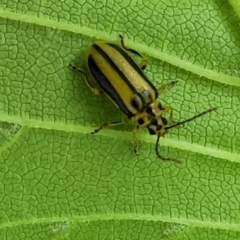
[69,35,216,162]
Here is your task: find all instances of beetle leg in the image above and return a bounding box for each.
[119,35,143,57]
[139,59,148,71]
[119,35,147,71]
[162,105,177,124]
[132,124,140,156]
[92,117,131,134]
[163,106,185,127]
[158,80,178,95]
[69,63,102,94]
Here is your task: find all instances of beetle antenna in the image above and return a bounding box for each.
[155,134,180,163]
[165,107,217,131]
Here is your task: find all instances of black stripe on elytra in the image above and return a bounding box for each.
[93,44,140,94]
[93,43,144,110]
[88,55,134,118]
[108,43,158,99]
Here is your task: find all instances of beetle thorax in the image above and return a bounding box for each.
[135,100,166,128]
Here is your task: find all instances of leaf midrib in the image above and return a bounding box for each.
[1,114,239,163]
[0,213,240,232]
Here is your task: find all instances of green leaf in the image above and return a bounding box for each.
[0,0,240,239]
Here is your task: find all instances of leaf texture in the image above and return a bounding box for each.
[0,0,240,239]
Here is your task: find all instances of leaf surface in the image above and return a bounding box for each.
[0,0,240,239]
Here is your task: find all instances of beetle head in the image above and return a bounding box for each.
[147,116,168,136]
[146,107,217,163]
[135,100,165,128]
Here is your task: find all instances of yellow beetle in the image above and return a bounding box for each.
[69,35,216,162]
